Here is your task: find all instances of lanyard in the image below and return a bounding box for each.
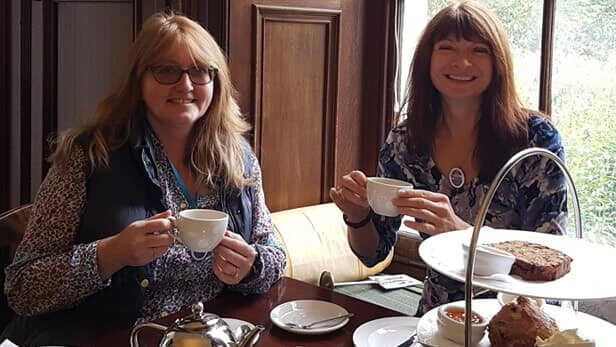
[169,161,198,209]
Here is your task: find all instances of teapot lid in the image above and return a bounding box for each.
[166,302,221,334]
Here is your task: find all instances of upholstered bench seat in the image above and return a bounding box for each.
[270,203,425,315]
[270,203,393,285]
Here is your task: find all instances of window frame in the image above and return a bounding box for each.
[538,0,556,115]
[391,0,557,131]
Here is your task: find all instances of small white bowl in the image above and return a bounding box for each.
[436,303,488,345]
[497,292,546,308]
[462,243,516,276]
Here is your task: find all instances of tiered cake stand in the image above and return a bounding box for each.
[419,148,616,346]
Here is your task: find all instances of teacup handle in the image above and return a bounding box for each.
[166,216,207,261]
[166,216,182,242]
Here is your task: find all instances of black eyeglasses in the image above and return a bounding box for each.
[148,65,217,85]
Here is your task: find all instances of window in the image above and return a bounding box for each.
[552,0,616,246]
[397,0,542,110]
[397,0,616,247]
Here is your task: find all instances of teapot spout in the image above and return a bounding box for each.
[130,322,168,347]
[236,325,264,347]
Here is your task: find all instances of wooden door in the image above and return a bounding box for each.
[229,0,395,212]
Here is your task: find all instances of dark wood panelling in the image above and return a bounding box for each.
[3,0,172,211]
[229,0,339,137]
[333,0,390,179]
[56,3,133,132]
[253,5,340,211]
[21,0,33,204]
[33,1,136,194]
[360,0,396,174]
[173,0,230,53]
[41,0,57,178]
[0,0,10,212]
[133,0,143,36]
[140,0,167,26]
[204,0,230,54]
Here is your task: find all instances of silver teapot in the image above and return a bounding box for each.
[130,302,264,347]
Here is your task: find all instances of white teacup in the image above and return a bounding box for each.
[366,177,413,217]
[168,209,228,253]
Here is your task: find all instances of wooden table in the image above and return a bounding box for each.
[91,277,407,346]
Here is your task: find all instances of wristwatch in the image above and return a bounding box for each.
[343,210,373,228]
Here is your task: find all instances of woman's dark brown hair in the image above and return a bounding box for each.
[402,0,535,181]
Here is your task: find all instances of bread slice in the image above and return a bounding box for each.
[488,241,572,281]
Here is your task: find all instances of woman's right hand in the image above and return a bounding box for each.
[97,210,174,279]
[329,170,371,223]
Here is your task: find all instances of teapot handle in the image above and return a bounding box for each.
[237,325,265,347]
[130,322,168,347]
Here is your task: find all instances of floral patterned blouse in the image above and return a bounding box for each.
[357,115,567,315]
[5,126,286,323]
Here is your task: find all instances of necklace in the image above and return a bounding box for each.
[169,161,198,209]
[449,167,465,189]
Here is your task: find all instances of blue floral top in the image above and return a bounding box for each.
[357,115,567,315]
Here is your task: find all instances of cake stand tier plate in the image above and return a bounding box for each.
[419,227,616,300]
[417,299,616,346]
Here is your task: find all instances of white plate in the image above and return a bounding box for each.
[353,316,420,347]
[270,300,350,335]
[417,299,616,346]
[419,227,616,300]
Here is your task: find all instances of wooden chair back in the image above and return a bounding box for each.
[1,204,32,330]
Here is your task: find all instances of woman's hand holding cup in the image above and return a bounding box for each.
[97,210,174,280]
[213,231,257,285]
[394,189,470,235]
[329,170,371,223]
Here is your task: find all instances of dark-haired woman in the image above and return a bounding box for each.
[329,0,566,315]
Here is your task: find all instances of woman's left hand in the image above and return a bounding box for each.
[213,231,257,285]
[393,189,470,235]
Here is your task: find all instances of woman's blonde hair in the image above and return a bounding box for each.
[50,12,251,189]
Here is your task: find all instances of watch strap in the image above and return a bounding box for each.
[343,209,373,228]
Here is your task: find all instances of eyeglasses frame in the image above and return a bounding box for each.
[147,65,217,85]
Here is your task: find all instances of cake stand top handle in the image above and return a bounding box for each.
[463,147,582,346]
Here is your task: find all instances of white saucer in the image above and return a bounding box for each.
[353,316,420,347]
[270,299,350,335]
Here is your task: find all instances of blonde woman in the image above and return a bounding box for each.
[3,12,285,345]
